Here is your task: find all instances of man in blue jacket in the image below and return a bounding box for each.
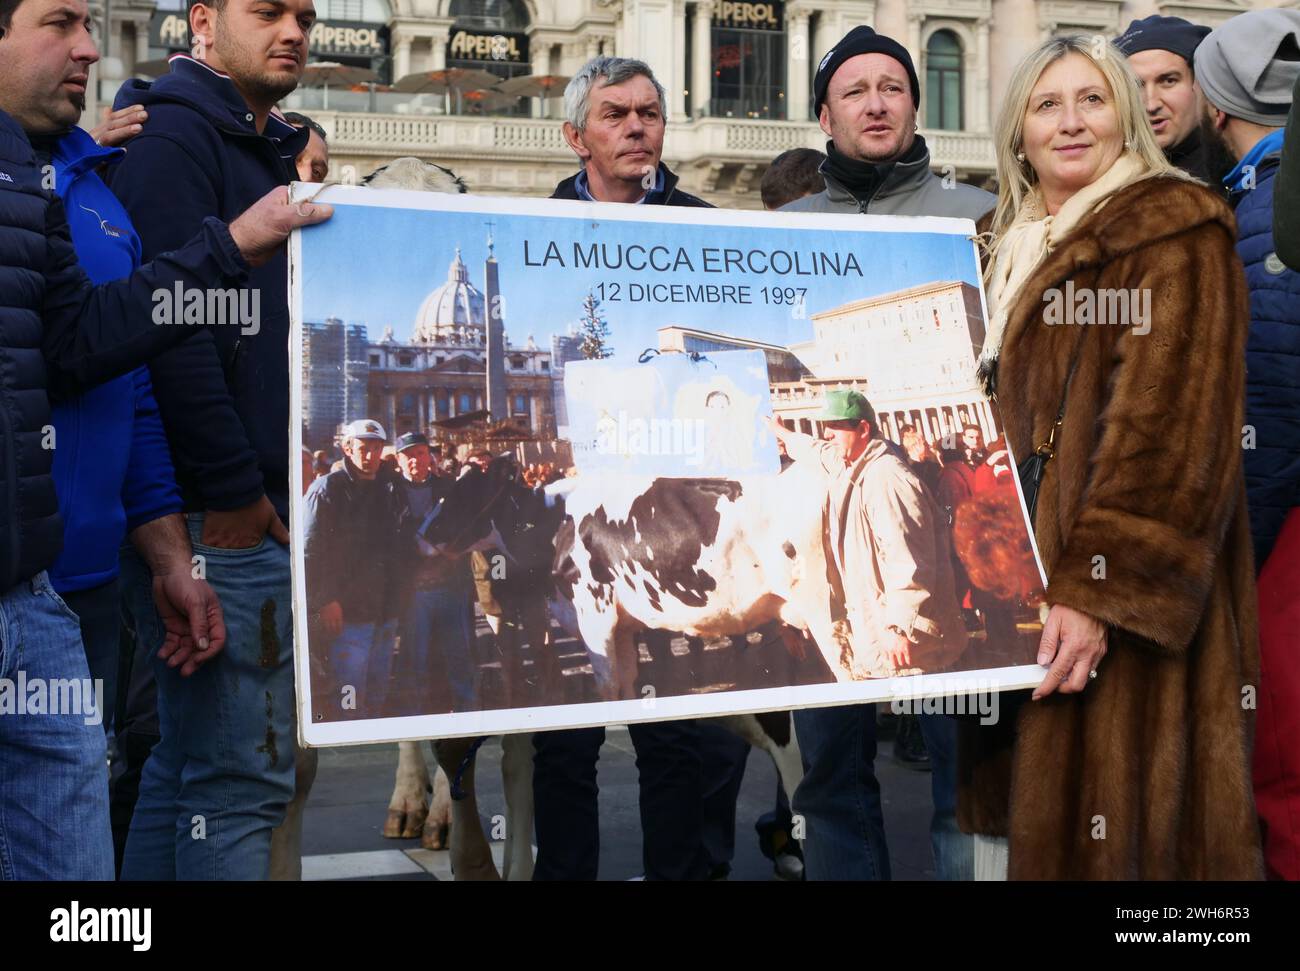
[1197,10,1300,568]
[38,120,227,740]
[0,0,329,879]
[108,0,319,880]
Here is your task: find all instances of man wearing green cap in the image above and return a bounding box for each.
[772,390,964,671]
[766,389,966,878]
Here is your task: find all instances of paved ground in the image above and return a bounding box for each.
[300,717,941,881]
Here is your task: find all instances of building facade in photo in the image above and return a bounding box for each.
[658,280,995,447]
[301,241,556,451]
[89,1,1288,210]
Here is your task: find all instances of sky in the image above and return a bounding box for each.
[299,199,983,364]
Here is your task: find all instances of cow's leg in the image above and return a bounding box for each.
[432,738,500,881]
[268,741,319,880]
[572,587,622,701]
[716,713,803,805]
[499,732,535,881]
[423,746,451,850]
[383,740,430,839]
[612,624,641,701]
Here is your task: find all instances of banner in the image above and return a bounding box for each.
[290,186,1048,746]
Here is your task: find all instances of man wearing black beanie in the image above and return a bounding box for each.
[786,25,990,218]
[1115,15,1225,185]
[780,25,993,885]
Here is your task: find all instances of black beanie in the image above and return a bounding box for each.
[813,26,920,115]
[1114,15,1211,68]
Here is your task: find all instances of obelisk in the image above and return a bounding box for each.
[483,226,508,422]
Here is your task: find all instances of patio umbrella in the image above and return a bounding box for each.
[394,68,501,95]
[301,62,379,109]
[496,74,570,99]
[497,74,571,118]
[460,88,521,113]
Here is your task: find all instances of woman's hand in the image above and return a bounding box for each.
[1032,604,1107,700]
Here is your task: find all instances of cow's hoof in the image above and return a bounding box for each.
[421,822,449,851]
[383,806,428,839]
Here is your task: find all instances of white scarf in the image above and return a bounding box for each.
[979,153,1150,368]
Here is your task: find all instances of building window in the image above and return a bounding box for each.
[399,393,416,415]
[510,356,526,370]
[710,3,786,120]
[369,353,380,366]
[397,351,413,367]
[436,393,449,418]
[458,392,473,413]
[540,359,549,371]
[926,31,964,131]
[513,394,529,415]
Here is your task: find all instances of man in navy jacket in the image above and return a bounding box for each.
[108,0,320,880]
[0,0,328,879]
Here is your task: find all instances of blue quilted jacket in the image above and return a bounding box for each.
[1228,129,1300,568]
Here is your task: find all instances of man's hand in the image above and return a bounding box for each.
[202,494,290,549]
[319,601,343,638]
[153,572,226,676]
[886,631,913,669]
[90,106,147,148]
[228,185,332,268]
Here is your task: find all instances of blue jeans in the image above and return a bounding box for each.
[399,587,475,710]
[0,572,113,879]
[918,712,974,881]
[330,619,398,716]
[120,515,295,880]
[792,703,891,880]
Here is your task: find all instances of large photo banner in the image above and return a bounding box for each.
[290,186,1048,746]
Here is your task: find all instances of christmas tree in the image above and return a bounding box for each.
[578,291,613,360]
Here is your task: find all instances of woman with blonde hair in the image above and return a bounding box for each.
[959,35,1263,879]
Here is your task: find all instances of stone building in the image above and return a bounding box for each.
[87,1,1287,210]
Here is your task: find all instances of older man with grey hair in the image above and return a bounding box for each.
[535,55,726,883]
[551,55,709,207]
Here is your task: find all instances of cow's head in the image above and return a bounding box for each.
[417,456,520,557]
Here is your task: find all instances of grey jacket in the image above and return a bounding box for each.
[783,144,994,220]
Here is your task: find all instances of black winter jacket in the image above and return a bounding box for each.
[0,108,247,593]
[111,56,309,522]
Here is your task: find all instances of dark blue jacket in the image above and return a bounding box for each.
[1228,129,1300,568]
[43,127,182,594]
[0,107,249,594]
[111,55,309,522]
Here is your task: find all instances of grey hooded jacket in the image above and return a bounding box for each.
[782,143,994,220]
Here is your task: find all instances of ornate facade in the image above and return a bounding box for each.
[88,1,1285,210]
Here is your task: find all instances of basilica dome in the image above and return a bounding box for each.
[413,248,485,344]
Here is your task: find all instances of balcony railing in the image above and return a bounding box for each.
[315,111,995,174]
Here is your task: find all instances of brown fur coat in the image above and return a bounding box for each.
[957,176,1264,879]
